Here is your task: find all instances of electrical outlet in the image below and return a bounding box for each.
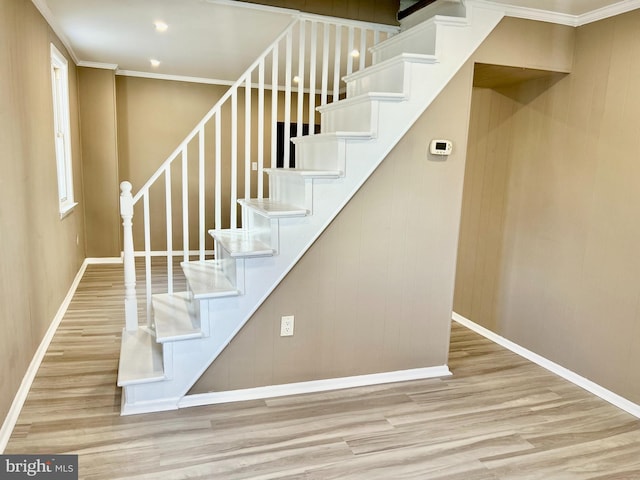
[280,315,294,336]
[252,162,258,171]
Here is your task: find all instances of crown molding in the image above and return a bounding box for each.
[30,0,80,64]
[577,0,640,25]
[77,61,119,70]
[470,0,640,27]
[468,0,579,26]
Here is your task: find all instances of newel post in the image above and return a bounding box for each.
[120,181,139,331]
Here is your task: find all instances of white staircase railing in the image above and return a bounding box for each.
[119,13,398,331]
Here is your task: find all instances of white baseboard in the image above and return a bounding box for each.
[0,259,90,453]
[85,256,123,264]
[452,312,640,419]
[120,392,180,416]
[179,365,452,408]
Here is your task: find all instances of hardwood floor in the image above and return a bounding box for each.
[5,264,640,479]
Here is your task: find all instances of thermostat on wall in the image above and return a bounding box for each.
[429,139,452,156]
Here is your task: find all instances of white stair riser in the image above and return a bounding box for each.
[293,137,348,173]
[268,174,314,214]
[373,21,438,62]
[346,61,411,98]
[241,209,280,254]
[215,247,245,294]
[320,100,380,136]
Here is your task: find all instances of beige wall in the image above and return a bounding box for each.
[0,0,85,425]
[78,67,120,257]
[473,16,574,72]
[243,0,399,25]
[455,10,640,404]
[191,58,476,393]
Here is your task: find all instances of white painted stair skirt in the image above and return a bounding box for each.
[117,1,504,415]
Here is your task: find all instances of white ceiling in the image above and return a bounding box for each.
[33,0,638,83]
[35,0,297,82]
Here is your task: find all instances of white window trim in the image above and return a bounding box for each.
[50,44,77,218]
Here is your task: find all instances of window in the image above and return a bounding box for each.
[50,44,76,217]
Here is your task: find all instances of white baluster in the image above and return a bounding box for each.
[120,181,138,332]
[284,30,292,168]
[359,27,367,71]
[215,111,222,229]
[308,21,317,134]
[143,192,152,327]
[258,59,265,198]
[231,90,238,228]
[165,168,173,295]
[198,127,205,261]
[346,26,355,76]
[333,25,342,102]
[271,47,279,168]
[296,20,306,146]
[181,148,189,263]
[245,77,252,201]
[321,22,330,106]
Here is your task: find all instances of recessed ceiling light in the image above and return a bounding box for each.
[150,59,161,68]
[351,49,360,58]
[154,21,168,32]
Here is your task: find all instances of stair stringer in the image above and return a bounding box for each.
[120,3,505,415]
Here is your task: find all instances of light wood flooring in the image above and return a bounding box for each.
[5,263,640,479]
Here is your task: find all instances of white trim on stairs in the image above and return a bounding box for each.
[452,312,640,419]
[0,258,92,453]
[179,366,452,408]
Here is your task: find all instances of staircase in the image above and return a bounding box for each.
[117,0,504,415]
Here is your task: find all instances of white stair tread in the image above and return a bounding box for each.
[238,199,308,218]
[343,53,438,83]
[181,260,240,298]
[317,92,407,113]
[263,168,342,179]
[208,229,274,257]
[153,292,203,343]
[117,328,165,386]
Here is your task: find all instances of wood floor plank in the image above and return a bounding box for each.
[5,263,640,479]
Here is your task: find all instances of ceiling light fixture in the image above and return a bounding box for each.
[154,21,169,32]
[150,59,161,68]
[293,76,300,83]
[351,49,360,58]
